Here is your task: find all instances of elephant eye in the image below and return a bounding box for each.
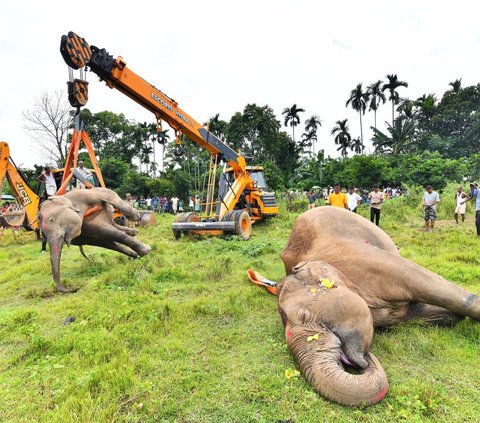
[49,217,55,223]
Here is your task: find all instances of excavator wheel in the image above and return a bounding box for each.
[172,212,199,239]
[233,210,252,241]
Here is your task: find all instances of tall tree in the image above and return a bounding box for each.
[371,117,416,155]
[22,91,71,165]
[304,115,322,154]
[448,78,462,93]
[367,80,386,129]
[350,137,365,154]
[346,83,368,144]
[382,74,409,125]
[301,130,317,154]
[282,104,305,143]
[331,119,352,157]
[208,113,229,140]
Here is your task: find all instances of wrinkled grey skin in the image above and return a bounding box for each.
[39,188,150,293]
[276,206,480,407]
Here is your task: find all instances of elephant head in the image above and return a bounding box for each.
[278,260,388,407]
[39,196,83,292]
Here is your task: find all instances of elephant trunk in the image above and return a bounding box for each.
[287,322,388,407]
[48,236,65,288]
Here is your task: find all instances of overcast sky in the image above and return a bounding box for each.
[1,0,479,168]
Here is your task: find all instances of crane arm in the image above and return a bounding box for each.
[60,32,245,172]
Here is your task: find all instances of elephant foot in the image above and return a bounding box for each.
[138,244,151,257]
[56,285,79,294]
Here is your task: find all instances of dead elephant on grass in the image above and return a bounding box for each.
[249,206,480,407]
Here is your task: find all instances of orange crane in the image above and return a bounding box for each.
[0,142,40,231]
[60,31,278,240]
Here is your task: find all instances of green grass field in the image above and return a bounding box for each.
[1,188,479,422]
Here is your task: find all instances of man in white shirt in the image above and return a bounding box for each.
[422,185,440,231]
[36,166,57,197]
[346,187,362,213]
[76,161,92,189]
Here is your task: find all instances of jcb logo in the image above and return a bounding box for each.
[15,182,32,206]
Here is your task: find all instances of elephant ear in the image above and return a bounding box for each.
[68,206,81,213]
[292,261,308,273]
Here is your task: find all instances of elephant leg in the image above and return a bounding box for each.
[73,238,139,258]
[102,204,138,236]
[405,303,465,327]
[395,258,480,322]
[112,222,138,236]
[88,225,150,256]
[95,188,139,221]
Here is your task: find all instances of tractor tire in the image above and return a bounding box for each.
[172,212,200,239]
[233,210,252,241]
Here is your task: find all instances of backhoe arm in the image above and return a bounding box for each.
[0,142,40,231]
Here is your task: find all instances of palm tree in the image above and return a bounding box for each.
[371,117,416,154]
[350,137,364,154]
[208,113,228,140]
[397,97,416,119]
[382,74,409,125]
[366,80,386,129]
[282,104,305,143]
[301,130,317,154]
[304,115,322,154]
[154,128,170,173]
[331,119,352,157]
[346,83,368,144]
[448,78,462,93]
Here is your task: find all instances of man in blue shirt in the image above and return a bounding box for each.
[466,183,480,236]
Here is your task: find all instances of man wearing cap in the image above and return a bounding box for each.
[422,185,440,232]
[76,161,92,189]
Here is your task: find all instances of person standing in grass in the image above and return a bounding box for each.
[346,186,362,213]
[422,185,440,232]
[465,183,480,236]
[307,191,316,209]
[327,183,348,209]
[454,185,468,224]
[368,185,383,226]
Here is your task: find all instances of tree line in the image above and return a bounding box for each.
[19,75,480,198]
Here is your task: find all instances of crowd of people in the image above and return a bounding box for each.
[124,193,202,215]
[299,182,480,235]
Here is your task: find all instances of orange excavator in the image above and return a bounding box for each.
[60,31,278,240]
[0,142,40,231]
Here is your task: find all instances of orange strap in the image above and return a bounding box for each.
[247,269,278,295]
[83,205,103,220]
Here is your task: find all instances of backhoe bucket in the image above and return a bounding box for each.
[0,210,26,228]
[138,211,157,227]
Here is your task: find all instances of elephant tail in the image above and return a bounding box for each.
[247,269,277,295]
[287,322,388,407]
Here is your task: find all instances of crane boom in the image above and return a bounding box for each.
[60,31,278,240]
[61,32,243,171]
